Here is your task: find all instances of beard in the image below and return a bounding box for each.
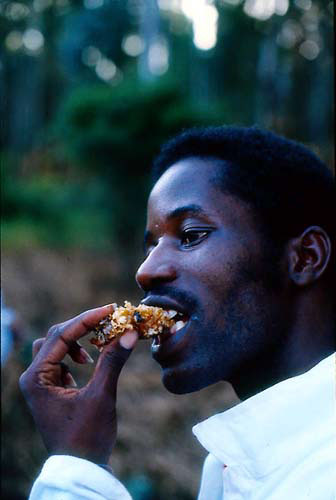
[160,246,287,398]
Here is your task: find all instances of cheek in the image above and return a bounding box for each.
[185,238,251,304]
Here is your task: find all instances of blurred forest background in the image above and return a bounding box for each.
[1,0,334,498]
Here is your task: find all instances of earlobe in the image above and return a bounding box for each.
[288,226,332,286]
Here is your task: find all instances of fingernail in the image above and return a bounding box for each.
[104,303,117,311]
[65,373,77,388]
[79,347,94,364]
[119,331,138,350]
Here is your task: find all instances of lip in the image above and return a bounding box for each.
[141,295,193,362]
[141,295,189,317]
[150,315,195,363]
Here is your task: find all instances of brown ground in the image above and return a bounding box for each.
[1,248,239,499]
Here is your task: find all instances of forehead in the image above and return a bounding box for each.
[147,158,255,231]
[147,158,257,235]
[149,158,222,215]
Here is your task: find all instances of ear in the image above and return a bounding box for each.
[287,226,332,286]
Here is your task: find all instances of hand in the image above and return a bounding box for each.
[19,304,138,464]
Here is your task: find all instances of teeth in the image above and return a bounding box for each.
[167,310,178,319]
[176,320,186,331]
[151,336,160,352]
[170,324,177,334]
[170,320,186,333]
[151,342,160,353]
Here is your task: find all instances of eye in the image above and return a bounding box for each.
[180,229,210,248]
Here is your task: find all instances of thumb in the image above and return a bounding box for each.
[89,330,138,396]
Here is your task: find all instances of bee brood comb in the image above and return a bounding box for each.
[89,301,178,350]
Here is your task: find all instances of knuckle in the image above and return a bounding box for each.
[32,338,43,350]
[19,371,31,395]
[47,323,64,338]
[18,372,26,390]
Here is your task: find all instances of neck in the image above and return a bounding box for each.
[232,287,335,401]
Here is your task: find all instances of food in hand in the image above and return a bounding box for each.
[90,301,183,350]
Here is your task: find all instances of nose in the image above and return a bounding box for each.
[136,241,178,291]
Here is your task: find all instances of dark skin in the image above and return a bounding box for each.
[20,158,334,464]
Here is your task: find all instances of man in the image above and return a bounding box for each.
[20,126,335,499]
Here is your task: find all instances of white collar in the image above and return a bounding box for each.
[193,354,335,478]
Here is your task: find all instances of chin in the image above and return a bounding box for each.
[161,365,220,395]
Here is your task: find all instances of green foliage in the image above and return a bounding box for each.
[1,80,227,252]
[1,153,112,249]
[1,2,334,498]
[48,79,226,250]
[51,79,223,171]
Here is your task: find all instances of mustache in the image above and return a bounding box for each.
[143,285,199,312]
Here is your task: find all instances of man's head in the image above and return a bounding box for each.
[136,126,335,399]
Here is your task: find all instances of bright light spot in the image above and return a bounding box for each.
[219,0,242,5]
[276,19,303,49]
[158,0,181,12]
[299,39,320,60]
[122,34,145,57]
[274,0,288,15]
[84,0,104,9]
[5,2,30,21]
[181,0,218,50]
[303,20,318,32]
[82,46,101,66]
[243,0,288,20]
[158,0,172,9]
[294,0,312,11]
[193,18,217,50]
[148,37,169,75]
[33,0,53,12]
[301,8,319,32]
[96,58,117,81]
[244,0,274,20]
[22,29,44,52]
[5,31,23,51]
[180,0,194,19]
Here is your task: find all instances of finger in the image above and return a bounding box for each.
[63,372,78,388]
[60,362,77,388]
[34,361,72,388]
[88,330,138,396]
[35,304,115,366]
[33,338,94,364]
[32,338,45,359]
[65,342,94,365]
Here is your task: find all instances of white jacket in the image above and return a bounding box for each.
[29,354,335,499]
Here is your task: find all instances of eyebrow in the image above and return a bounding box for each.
[143,204,207,251]
[166,204,206,220]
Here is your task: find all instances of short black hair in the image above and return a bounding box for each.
[152,126,335,252]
